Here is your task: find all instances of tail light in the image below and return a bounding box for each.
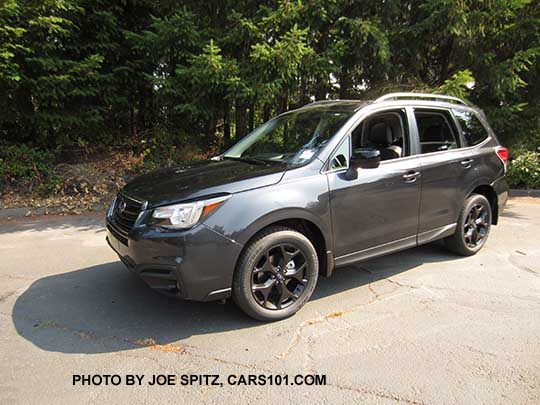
[496,146,508,163]
[496,146,508,172]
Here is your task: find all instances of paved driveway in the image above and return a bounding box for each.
[1,199,539,404]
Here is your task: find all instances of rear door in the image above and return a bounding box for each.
[412,108,470,238]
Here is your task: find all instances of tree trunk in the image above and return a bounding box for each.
[207,111,217,142]
[130,107,135,137]
[314,84,326,101]
[235,99,247,139]
[314,30,329,101]
[248,104,255,132]
[223,102,231,146]
[339,67,352,99]
[439,36,455,84]
[278,92,288,114]
[263,104,271,122]
[300,76,310,106]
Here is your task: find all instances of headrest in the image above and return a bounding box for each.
[369,122,393,146]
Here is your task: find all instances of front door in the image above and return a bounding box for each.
[327,108,422,264]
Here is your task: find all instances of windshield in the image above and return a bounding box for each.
[223,106,356,167]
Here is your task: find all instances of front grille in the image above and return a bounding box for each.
[108,193,146,245]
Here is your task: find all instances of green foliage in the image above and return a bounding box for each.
[1,0,540,186]
[0,0,27,82]
[251,24,314,104]
[138,131,212,173]
[0,144,60,195]
[437,70,474,100]
[507,151,540,189]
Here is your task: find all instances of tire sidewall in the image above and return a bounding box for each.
[234,229,319,321]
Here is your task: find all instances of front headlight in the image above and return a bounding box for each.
[147,195,230,229]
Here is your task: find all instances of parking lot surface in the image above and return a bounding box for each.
[1,198,539,404]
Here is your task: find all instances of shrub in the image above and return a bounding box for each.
[507,151,540,189]
[138,131,215,172]
[0,144,60,196]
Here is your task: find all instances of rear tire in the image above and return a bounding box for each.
[233,226,319,321]
[444,194,492,256]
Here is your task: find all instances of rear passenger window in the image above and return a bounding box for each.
[453,109,489,146]
[414,110,459,154]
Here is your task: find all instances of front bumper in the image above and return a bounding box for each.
[106,221,243,301]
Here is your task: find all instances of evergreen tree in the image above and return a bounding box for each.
[0,0,538,152]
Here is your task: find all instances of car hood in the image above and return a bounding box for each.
[121,159,287,207]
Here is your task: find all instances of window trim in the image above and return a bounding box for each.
[324,134,352,173]
[322,104,494,172]
[410,107,492,158]
[322,106,415,173]
[413,107,461,150]
[411,135,492,159]
[451,108,491,147]
[355,110,410,157]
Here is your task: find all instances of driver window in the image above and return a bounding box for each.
[352,109,409,161]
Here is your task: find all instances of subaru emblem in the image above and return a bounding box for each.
[118,200,127,213]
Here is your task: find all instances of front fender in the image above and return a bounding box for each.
[237,206,332,249]
[203,174,333,253]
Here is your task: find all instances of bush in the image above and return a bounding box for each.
[507,151,540,189]
[138,131,215,172]
[0,144,60,196]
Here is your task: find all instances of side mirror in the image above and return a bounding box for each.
[345,148,380,180]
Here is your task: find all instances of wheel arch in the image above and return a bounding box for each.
[235,213,334,278]
[468,184,499,225]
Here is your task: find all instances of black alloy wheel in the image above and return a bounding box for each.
[463,203,490,248]
[251,243,309,310]
[444,193,492,256]
[233,226,319,321]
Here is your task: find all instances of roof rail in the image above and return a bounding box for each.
[308,99,363,105]
[374,92,470,106]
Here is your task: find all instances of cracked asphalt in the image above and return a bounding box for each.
[1,198,539,404]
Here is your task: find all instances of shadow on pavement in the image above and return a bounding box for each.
[0,213,105,235]
[12,241,459,354]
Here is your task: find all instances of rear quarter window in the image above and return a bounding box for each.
[453,109,490,146]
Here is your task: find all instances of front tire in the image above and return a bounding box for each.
[444,194,492,256]
[233,226,319,321]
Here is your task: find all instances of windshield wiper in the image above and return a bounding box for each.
[222,156,274,166]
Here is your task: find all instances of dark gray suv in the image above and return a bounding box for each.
[106,92,509,321]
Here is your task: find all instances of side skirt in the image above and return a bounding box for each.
[334,235,417,267]
[417,223,456,246]
[333,224,457,268]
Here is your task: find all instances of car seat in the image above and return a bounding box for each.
[368,121,402,160]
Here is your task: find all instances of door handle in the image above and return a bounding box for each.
[403,171,420,183]
[461,159,474,168]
